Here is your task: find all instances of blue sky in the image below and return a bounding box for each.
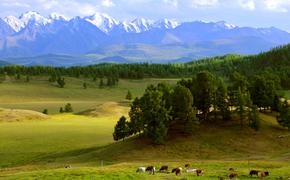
[1,0,290,31]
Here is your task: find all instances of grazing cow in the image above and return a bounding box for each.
[186,169,197,173]
[185,164,191,168]
[259,171,269,179]
[159,165,168,172]
[219,177,225,180]
[64,165,71,169]
[249,170,260,177]
[228,172,238,180]
[146,166,155,175]
[196,169,204,176]
[136,167,146,173]
[175,168,182,176]
[172,167,182,176]
[172,168,177,173]
[229,168,234,171]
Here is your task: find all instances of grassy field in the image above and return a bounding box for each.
[0,77,179,114]
[1,77,290,179]
[2,161,290,179]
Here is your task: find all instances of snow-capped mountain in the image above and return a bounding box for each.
[4,16,24,32]
[19,11,51,26]
[1,11,290,65]
[153,19,180,29]
[84,12,119,33]
[49,13,69,22]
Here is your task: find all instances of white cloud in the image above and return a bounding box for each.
[163,0,179,7]
[191,0,219,8]
[239,0,255,11]
[264,0,290,12]
[1,2,30,8]
[102,0,115,7]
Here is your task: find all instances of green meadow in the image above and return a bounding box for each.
[1,77,290,179]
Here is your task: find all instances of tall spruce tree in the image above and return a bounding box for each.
[195,71,214,121]
[113,116,128,141]
[171,85,196,134]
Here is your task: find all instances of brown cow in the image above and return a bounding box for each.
[172,167,182,176]
[228,172,238,180]
[196,169,204,176]
[185,164,191,168]
[259,171,269,179]
[175,168,182,176]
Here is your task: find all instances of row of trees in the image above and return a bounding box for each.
[113,70,286,144]
[1,44,290,90]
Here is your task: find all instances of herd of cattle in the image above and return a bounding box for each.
[136,164,270,179]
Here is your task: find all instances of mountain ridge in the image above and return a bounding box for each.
[1,11,290,65]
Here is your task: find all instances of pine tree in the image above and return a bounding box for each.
[83,82,87,89]
[99,78,104,88]
[248,105,260,131]
[64,103,73,112]
[126,90,132,100]
[216,79,231,121]
[128,98,143,135]
[195,71,214,121]
[237,87,246,128]
[171,85,196,134]
[140,86,171,144]
[57,77,65,88]
[277,101,290,130]
[113,116,128,141]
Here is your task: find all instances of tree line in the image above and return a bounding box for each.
[1,44,290,90]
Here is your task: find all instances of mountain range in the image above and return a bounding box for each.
[1,11,290,66]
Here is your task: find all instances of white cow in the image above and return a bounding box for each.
[186,169,197,173]
[136,167,146,173]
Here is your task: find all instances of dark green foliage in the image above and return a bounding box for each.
[64,103,73,113]
[113,116,129,141]
[272,95,281,112]
[140,85,171,144]
[83,82,87,89]
[249,75,276,110]
[277,101,290,130]
[128,98,143,135]
[106,77,112,86]
[195,71,214,121]
[248,105,260,131]
[57,77,65,88]
[215,79,231,121]
[171,85,196,134]
[42,109,48,114]
[237,87,249,128]
[59,107,64,113]
[99,78,104,88]
[125,90,132,100]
